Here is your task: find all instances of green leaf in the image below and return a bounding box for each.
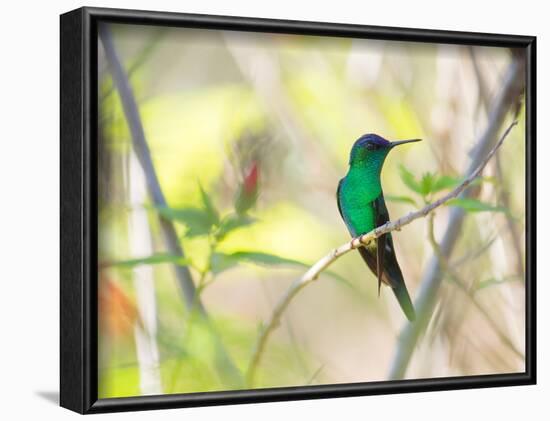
[229,251,309,267]
[400,168,463,197]
[210,251,309,275]
[210,251,361,296]
[109,253,191,268]
[432,175,461,193]
[385,195,417,206]
[157,206,214,237]
[419,172,435,196]
[446,198,507,213]
[237,252,359,292]
[216,214,256,241]
[157,206,205,224]
[428,175,493,195]
[210,252,240,274]
[198,183,219,225]
[399,165,422,194]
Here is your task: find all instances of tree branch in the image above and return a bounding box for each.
[388,57,525,380]
[246,118,518,387]
[470,47,525,277]
[99,24,202,313]
[99,24,243,387]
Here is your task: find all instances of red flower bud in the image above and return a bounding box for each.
[235,162,260,214]
[243,162,259,195]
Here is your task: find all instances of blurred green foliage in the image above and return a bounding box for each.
[98,24,526,398]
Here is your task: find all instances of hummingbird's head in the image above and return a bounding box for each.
[348,133,421,167]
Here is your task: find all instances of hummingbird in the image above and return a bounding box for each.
[336,133,420,321]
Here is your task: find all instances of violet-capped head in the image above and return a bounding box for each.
[348,133,421,166]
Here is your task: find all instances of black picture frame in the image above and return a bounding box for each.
[60,6,536,414]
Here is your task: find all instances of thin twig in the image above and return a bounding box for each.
[470,47,525,276]
[306,364,325,385]
[427,214,523,360]
[245,119,518,387]
[450,233,498,269]
[100,28,166,102]
[494,153,525,276]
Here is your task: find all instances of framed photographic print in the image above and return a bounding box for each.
[60,7,536,414]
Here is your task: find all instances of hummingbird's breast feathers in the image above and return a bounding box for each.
[337,174,379,237]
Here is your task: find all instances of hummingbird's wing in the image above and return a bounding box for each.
[373,194,416,321]
[336,178,357,234]
[373,195,389,295]
[353,194,395,289]
[356,195,416,321]
[336,178,345,220]
[337,180,415,321]
[338,179,392,289]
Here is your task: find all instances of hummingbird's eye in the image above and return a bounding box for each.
[366,143,376,151]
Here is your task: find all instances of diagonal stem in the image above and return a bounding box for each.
[246,117,518,387]
[388,56,525,380]
[470,47,525,277]
[99,24,243,387]
[99,24,201,312]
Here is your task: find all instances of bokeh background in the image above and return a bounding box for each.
[97,23,526,399]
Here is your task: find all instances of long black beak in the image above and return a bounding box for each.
[390,138,422,148]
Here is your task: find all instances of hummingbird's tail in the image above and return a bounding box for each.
[357,246,416,322]
[382,257,416,322]
[391,277,416,322]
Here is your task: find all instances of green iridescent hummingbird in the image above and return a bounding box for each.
[337,134,421,321]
